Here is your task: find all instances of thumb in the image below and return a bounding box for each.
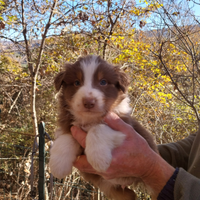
[73,155,97,174]
[103,112,134,136]
[71,126,86,148]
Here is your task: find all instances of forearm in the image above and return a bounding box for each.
[158,133,196,169]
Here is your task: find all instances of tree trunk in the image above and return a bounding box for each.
[31,74,38,136]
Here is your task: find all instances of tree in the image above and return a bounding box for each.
[0,0,88,135]
[147,0,200,123]
[124,0,200,141]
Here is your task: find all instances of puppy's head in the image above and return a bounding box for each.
[55,55,129,123]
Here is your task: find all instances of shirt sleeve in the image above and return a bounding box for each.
[157,133,196,169]
[174,168,200,200]
[158,168,200,200]
[158,133,200,200]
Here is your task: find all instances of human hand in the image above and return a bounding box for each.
[71,112,156,179]
[71,112,175,196]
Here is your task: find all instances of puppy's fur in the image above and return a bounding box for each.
[49,55,158,200]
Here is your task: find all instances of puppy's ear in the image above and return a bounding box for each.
[115,67,130,93]
[54,71,65,91]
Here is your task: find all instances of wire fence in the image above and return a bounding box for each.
[0,122,106,200]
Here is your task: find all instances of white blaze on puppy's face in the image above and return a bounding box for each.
[71,56,105,117]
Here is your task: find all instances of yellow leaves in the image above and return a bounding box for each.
[176,117,183,123]
[36,79,42,86]
[110,36,115,41]
[112,32,178,109]
[9,66,22,75]
[128,86,133,91]
[158,92,172,100]
[131,8,141,16]
[167,94,172,99]
[176,65,182,72]
[83,6,88,10]
[161,75,171,82]
[0,0,5,6]
[21,72,29,77]
[151,85,155,90]
[182,66,187,71]
[165,103,170,107]
[151,60,157,66]
[46,64,59,73]
[149,92,171,105]
[151,67,160,74]
[188,114,196,121]
[158,92,164,97]
[160,97,166,104]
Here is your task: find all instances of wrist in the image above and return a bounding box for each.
[141,152,175,198]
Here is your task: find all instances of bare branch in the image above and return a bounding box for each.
[34,0,58,76]
[21,0,32,76]
[8,89,22,114]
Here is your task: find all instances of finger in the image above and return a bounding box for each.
[73,155,97,174]
[71,126,86,148]
[103,112,133,135]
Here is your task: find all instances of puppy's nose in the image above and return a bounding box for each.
[82,97,96,109]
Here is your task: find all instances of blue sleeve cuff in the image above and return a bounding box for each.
[157,167,179,200]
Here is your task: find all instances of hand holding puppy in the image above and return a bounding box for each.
[71,112,175,199]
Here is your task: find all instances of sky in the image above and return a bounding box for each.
[0,0,199,43]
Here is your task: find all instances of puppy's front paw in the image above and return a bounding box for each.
[85,146,112,172]
[85,124,125,172]
[49,134,81,179]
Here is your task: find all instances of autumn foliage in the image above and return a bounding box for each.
[0,0,200,199]
[0,0,200,145]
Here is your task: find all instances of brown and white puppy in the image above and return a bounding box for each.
[49,55,158,200]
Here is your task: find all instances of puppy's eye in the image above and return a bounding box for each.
[74,80,81,86]
[100,79,107,86]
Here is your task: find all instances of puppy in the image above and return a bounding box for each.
[49,55,158,200]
